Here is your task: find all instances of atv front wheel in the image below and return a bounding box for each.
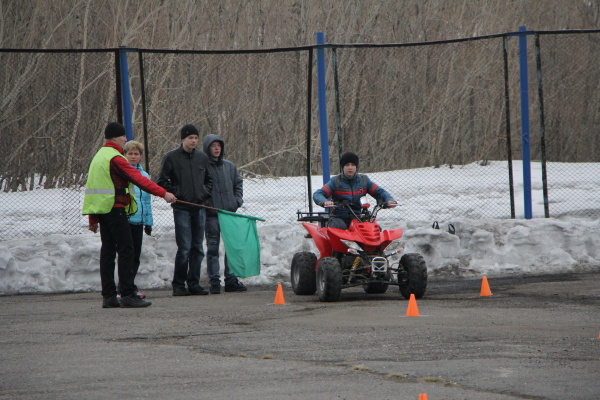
[291,252,317,295]
[398,253,427,299]
[316,257,342,302]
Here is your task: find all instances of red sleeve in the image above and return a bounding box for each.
[111,156,167,197]
[89,215,99,225]
[369,183,379,196]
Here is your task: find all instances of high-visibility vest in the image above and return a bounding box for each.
[82,147,138,216]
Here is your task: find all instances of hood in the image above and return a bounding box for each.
[203,134,225,163]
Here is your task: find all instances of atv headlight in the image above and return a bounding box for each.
[383,239,402,252]
[341,240,361,254]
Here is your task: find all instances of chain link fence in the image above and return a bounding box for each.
[534,32,600,218]
[0,49,118,240]
[129,48,313,236]
[2,30,600,241]
[329,36,513,221]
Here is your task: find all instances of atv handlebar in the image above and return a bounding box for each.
[324,200,396,208]
[380,200,398,209]
[298,200,397,226]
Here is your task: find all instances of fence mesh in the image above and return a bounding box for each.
[535,32,600,218]
[330,37,512,221]
[0,50,118,240]
[129,49,312,235]
[2,31,600,241]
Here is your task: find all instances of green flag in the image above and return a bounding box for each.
[217,210,264,278]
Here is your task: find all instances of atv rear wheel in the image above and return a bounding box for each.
[316,257,342,302]
[363,282,389,294]
[291,252,317,295]
[398,253,427,299]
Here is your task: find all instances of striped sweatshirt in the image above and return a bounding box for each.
[313,173,394,219]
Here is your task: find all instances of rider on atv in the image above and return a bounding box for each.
[313,152,397,228]
[296,152,425,302]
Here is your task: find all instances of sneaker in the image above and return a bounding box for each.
[225,280,247,292]
[102,295,121,308]
[210,284,221,295]
[189,286,209,295]
[172,286,191,296]
[119,294,152,308]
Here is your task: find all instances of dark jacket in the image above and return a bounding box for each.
[313,173,394,219]
[157,145,212,210]
[203,134,243,215]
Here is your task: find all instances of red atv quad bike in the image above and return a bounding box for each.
[291,201,427,302]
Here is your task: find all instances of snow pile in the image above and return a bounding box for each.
[1,161,600,294]
[1,216,599,295]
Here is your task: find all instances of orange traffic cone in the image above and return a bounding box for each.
[418,394,428,400]
[480,276,493,297]
[406,293,420,317]
[274,284,286,305]
[597,331,600,340]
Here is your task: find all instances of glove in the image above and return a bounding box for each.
[144,226,152,236]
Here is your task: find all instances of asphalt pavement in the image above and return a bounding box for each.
[1,273,599,400]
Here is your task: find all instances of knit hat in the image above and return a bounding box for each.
[181,124,199,139]
[104,122,126,139]
[340,152,359,168]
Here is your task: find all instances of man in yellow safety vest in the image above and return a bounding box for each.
[83,122,176,308]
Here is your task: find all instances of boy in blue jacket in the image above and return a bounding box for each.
[313,152,397,229]
[123,140,154,299]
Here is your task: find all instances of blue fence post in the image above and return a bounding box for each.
[518,26,533,219]
[316,32,330,184]
[118,46,134,141]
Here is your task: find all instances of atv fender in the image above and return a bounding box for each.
[302,222,333,259]
[381,228,404,242]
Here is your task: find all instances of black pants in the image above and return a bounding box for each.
[328,216,352,230]
[130,223,144,290]
[98,208,135,297]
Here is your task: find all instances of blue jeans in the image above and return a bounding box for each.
[205,213,236,285]
[172,208,206,289]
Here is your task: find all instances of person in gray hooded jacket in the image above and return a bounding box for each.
[202,133,246,294]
